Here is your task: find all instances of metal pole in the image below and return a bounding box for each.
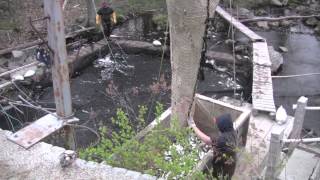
[44,0,75,150]
[282,137,320,143]
[293,104,320,111]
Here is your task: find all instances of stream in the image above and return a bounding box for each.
[257,30,320,135]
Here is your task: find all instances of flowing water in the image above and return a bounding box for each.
[257,30,320,135]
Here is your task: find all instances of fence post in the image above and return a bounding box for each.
[265,130,283,180]
[289,96,308,153]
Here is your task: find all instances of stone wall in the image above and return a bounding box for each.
[0,129,157,180]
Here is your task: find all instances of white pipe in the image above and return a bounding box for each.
[272,73,320,79]
[292,104,320,111]
[282,137,320,143]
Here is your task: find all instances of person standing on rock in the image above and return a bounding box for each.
[188,113,237,179]
[96,2,117,39]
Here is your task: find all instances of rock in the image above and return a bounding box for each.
[255,9,268,16]
[0,67,6,74]
[268,46,284,73]
[270,0,283,6]
[152,40,161,47]
[280,20,292,27]
[279,46,288,53]
[314,23,320,35]
[225,39,235,46]
[235,45,247,53]
[24,70,36,78]
[238,8,254,19]
[284,9,291,16]
[305,17,318,27]
[11,50,24,58]
[12,74,24,81]
[0,58,8,67]
[296,5,308,12]
[75,16,85,24]
[269,21,280,27]
[236,55,242,60]
[256,21,270,30]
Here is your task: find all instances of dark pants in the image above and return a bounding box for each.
[212,156,236,180]
[102,22,112,38]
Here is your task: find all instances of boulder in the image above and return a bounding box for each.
[256,21,270,30]
[238,8,254,19]
[269,21,280,27]
[270,0,283,6]
[268,46,283,73]
[314,23,320,35]
[152,40,162,47]
[75,16,86,24]
[12,50,25,58]
[280,20,292,27]
[305,17,318,27]
[255,9,268,16]
[279,46,288,53]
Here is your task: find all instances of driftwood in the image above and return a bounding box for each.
[241,14,320,23]
[0,27,95,56]
[0,40,43,56]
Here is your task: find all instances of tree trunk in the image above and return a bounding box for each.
[86,0,96,27]
[166,0,219,127]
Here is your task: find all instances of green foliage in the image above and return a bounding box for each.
[79,104,206,179]
[137,105,147,131]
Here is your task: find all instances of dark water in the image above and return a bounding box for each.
[257,30,320,135]
[32,48,247,147]
[0,15,250,147]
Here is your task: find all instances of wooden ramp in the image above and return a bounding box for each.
[216,6,276,113]
[252,42,276,113]
[215,6,264,42]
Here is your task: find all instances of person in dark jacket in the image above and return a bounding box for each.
[188,113,237,179]
[96,2,117,38]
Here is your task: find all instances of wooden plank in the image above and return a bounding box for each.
[7,114,64,149]
[216,6,264,41]
[253,42,272,66]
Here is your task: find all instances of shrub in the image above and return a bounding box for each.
[79,102,207,179]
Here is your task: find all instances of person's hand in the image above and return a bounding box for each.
[187,117,196,128]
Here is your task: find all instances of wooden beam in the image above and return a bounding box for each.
[0,27,95,56]
[265,130,283,180]
[289,96,308,153]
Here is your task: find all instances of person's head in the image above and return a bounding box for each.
[101,2,109,8]
[215,113,234,133]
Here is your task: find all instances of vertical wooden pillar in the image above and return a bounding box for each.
[265,130,283,180]
[44,0,75,150]
[289,96,308,153]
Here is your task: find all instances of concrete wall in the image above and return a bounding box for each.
[0,129,156,180]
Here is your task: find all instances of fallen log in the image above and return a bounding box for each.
[0,40,43,56]
[241,14,320,23]
[0,27,95,56]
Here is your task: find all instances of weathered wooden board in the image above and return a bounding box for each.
[216,6,264,42]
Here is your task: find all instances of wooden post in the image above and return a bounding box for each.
[44,0,75,150]
[265,130,283,180]
[289,96,308,153]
